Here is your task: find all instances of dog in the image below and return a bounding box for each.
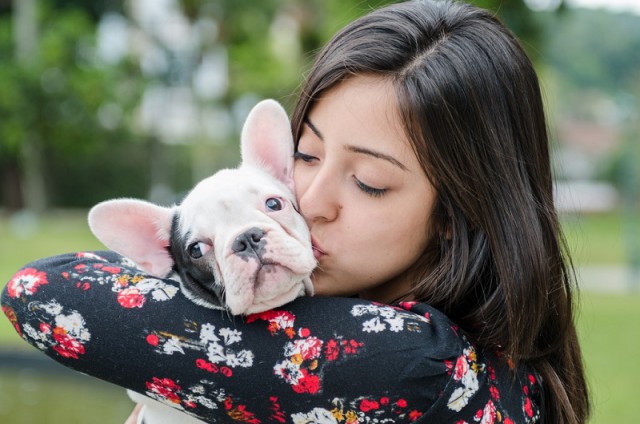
[88,99,316,423]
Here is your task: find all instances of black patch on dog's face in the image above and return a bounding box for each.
[168,214,226,308]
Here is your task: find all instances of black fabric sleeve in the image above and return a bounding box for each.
[2,251,542,423]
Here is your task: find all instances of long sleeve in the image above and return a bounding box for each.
[2,251,541,423]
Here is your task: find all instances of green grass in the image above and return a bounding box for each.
[577,292,640,423]
[0,368,134,423]
[1,210,638,422]
[561,212,631,265]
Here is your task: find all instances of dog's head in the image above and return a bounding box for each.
[88,100,315,315]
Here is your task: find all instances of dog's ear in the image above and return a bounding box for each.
[240,99,294,190]
[88,199,175,277]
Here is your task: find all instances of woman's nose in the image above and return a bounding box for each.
[297,166,341,223]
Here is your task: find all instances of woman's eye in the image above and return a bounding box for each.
[354,177,388,198]
[294,151,316,163]
[265,197,284,211]
[188,241,211,259]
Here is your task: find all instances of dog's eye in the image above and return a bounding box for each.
[265,197,284,212]
[188,242,211,259]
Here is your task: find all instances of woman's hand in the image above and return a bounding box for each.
[124,404,143,424]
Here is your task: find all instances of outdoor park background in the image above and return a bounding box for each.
[0,0,638,422]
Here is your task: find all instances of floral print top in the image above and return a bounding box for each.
[2,251,542,423]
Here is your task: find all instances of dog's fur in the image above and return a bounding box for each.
[88,99,316,423]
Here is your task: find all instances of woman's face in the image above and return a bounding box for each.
[293,75,436,302]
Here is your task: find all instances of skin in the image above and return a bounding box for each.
[294,75,436,303]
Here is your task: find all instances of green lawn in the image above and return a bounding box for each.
[561,211,633,266]
[577,292,640,423]
[1,210,638,423]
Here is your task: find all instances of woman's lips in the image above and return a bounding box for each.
[311,236,326,260]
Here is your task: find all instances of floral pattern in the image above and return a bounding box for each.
[2,251,542,423]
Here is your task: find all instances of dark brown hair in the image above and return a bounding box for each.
[291,1,589,423]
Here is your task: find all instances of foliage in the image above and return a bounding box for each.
[0,2,146,209]
[0,0,593,209]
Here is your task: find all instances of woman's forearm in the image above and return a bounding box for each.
[2,251,460,422]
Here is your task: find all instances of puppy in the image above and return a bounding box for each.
[88,100,316,424]
[89,99,315,316]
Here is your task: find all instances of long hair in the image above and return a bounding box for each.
[291,1,589,423]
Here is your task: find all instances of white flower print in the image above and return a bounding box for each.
[292,407,338,424]
[350,304,380,317]
[386,316,404,332]
[20,300,90,359]
[351,303,429,333]
[136,279,179,301]
[274,359,304,385]
[201,325,253,368]
[199,323,219,344]
[362,317,387,333]
[447,348,480,412]
[218,328,242,345]
[162,337,186,355]
[55,311,90,341]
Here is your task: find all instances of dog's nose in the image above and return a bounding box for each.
[232,227,266,258]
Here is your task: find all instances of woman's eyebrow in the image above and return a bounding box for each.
[346,145,408,171]
[304,117,324,140]
[305,117,408,171]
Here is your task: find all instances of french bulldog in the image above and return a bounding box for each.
[89,99,315,316]
[88,100,316,424]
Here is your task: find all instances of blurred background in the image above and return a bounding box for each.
[0,0,638,422]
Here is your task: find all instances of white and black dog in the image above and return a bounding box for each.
[88,99,316,424]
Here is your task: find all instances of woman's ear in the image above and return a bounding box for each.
[240,99,295,191]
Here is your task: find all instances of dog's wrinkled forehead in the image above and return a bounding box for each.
[176,167,293,238]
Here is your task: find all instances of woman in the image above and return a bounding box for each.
[2,1,589,423]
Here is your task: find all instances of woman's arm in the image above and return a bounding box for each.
[2,251,538,423]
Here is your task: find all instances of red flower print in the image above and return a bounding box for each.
[488,365,496,380]
[101,265,122,274]
[528,373,536,385]
[117,287,146,308]
[454,355,469,381]
[247,310,296,337]
[298,327,311,338]
[269,396,286,423]
[224,397,260,424]
[324,339,340,361]
[524,396,534,418]
[342,339,363,355]
[2,305,22,336]
[52,328,86,359]
[380,397,390,406]
[146,377,182,404]
[292,369,320,394]
[7,268,48,299]
[220,366,233,377]
[396,399,408,408]
[146,334,159,346]
[398,301,417,310]
[359,399,380,412]
[504,419,515,424]
[196,358,218,373]
[490,385,500,400]
[296,337,323,360]
[409,410,423,421]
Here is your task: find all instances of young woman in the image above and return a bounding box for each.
[2,1,590,423]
